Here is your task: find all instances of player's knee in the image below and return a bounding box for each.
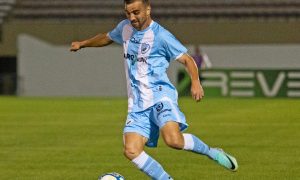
[123,146,142,160]
[164,135,184,149]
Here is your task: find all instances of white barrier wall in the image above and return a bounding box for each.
[17,34,300,97]
[18,35,127,96]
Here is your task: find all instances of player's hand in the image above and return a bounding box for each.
[70,41,82,52]
[191,80,204,102]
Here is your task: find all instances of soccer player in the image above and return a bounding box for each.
[70,0,238,179]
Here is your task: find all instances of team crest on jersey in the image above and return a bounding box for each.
[141,43,151,54]
[155,102,164,112]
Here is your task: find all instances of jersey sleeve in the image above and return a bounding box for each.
[161,31,188,61]
[108,20,127,44]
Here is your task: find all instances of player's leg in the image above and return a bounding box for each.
[160,122,238,171]
[181,131,238,171]
[154,100,211,155]
[123,132,173,180]
[123,132,147,160]
[154,99,238,171]
[161,121,212,156]
[123,110,173,180]
[160,121,184,149]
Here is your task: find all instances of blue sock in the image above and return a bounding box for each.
[132,151,173,180]
[183,133,218,160]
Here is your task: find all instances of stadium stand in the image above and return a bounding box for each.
[11,0,300,21]
[0,0,15,24]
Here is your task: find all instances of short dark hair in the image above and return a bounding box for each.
[124,0,150,6]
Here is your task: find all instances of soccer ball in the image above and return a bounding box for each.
[98,172,125,180]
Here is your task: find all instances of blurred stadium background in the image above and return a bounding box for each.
[1,0,300,96]
[0,0,300,180]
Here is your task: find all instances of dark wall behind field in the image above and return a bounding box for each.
[1,20,300,56]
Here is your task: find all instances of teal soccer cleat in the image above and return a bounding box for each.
[213,148,238,172]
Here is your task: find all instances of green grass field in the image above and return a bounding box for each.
[0,97,299,180]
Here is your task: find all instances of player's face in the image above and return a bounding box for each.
[125,1,151,30]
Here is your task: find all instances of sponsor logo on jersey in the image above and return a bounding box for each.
[141,43,151,54]
[124,53,148,65]
[130,37,142,44]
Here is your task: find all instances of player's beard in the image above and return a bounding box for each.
[131,20,139,29]
[131,17,146,30]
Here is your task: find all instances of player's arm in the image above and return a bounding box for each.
[70,33,113,52]
[177,53,204,102]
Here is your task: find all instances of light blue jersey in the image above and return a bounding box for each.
[108,19,187,112]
